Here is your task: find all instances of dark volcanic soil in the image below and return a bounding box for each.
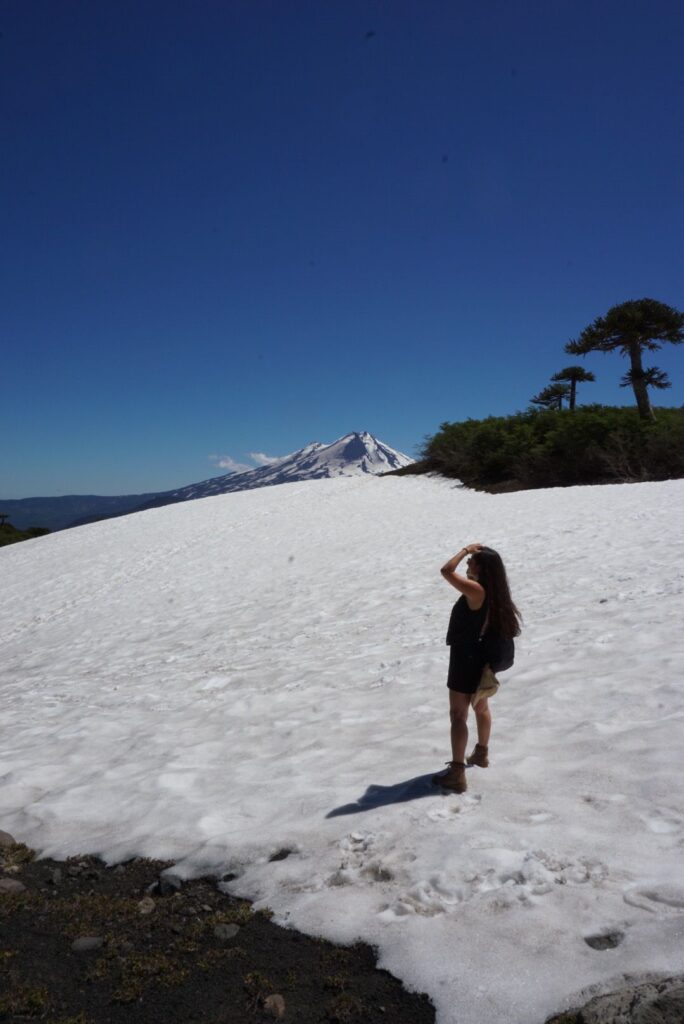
[0,842,435,1024]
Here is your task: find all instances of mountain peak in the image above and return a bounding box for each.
[165,432,414,503]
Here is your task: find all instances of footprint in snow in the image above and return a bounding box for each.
[459,793,482,811]
[580,794,609,811]
[584,930,624,950]
[506,808,556,826]
[268,847,294,863]
[623,883,684,913]
[425,806,460,822]
[638,809,682,835]
[380,848,608,921]
[327,831,396,888]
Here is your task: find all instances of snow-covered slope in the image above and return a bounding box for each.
[138,431,413,508]
[2,475,683,1024]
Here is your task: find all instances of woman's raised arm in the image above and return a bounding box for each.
[440,543,485,607]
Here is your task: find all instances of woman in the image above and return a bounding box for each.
[434,543,521,793]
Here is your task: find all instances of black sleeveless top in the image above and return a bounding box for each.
[446,595,488,647]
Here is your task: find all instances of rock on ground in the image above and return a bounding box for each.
[547,976,684,1024]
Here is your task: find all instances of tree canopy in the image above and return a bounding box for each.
[530,382,571,411]
[566,298,684,420]
[550,366,595,411]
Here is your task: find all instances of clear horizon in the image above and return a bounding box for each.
[3,1,684,498]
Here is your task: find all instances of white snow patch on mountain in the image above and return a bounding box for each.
[2,475,683,1024]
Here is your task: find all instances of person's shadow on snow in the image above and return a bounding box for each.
[326,773,442,817]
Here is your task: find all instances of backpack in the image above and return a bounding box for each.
[447,599,516,673]
[486,636,515,673]
[478,627,515,673]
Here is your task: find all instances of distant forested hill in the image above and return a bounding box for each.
[0,493,163,532]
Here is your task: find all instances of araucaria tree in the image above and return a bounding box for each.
[530,382,571,411]
[550,366,595,411]
[565,299,684,421]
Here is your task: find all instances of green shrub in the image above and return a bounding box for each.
[419,405,684,490]
[0,522,50,547]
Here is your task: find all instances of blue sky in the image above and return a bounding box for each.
[3,0,684,497]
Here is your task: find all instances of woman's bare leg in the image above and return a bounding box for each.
[473,697,492,747]
[448,691,471,763]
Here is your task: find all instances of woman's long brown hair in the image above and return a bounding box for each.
[472,547,521,639]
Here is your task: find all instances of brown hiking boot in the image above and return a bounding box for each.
[466,743,489,768]
[432,761,467,793]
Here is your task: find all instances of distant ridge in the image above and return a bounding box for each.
[0,492,163,534]
[1,433,413,532]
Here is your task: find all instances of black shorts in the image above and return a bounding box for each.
[446,643,486,694]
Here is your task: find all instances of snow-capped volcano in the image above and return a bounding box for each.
[138,432,413,509]
[260,431,413,482]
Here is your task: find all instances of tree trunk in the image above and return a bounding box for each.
[569,379,576,411]
[629,344,655,421]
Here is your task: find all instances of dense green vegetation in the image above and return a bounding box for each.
[408,406,684,491]
[0,520,50,547]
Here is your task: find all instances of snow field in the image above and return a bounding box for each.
[1,474,684,1024]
